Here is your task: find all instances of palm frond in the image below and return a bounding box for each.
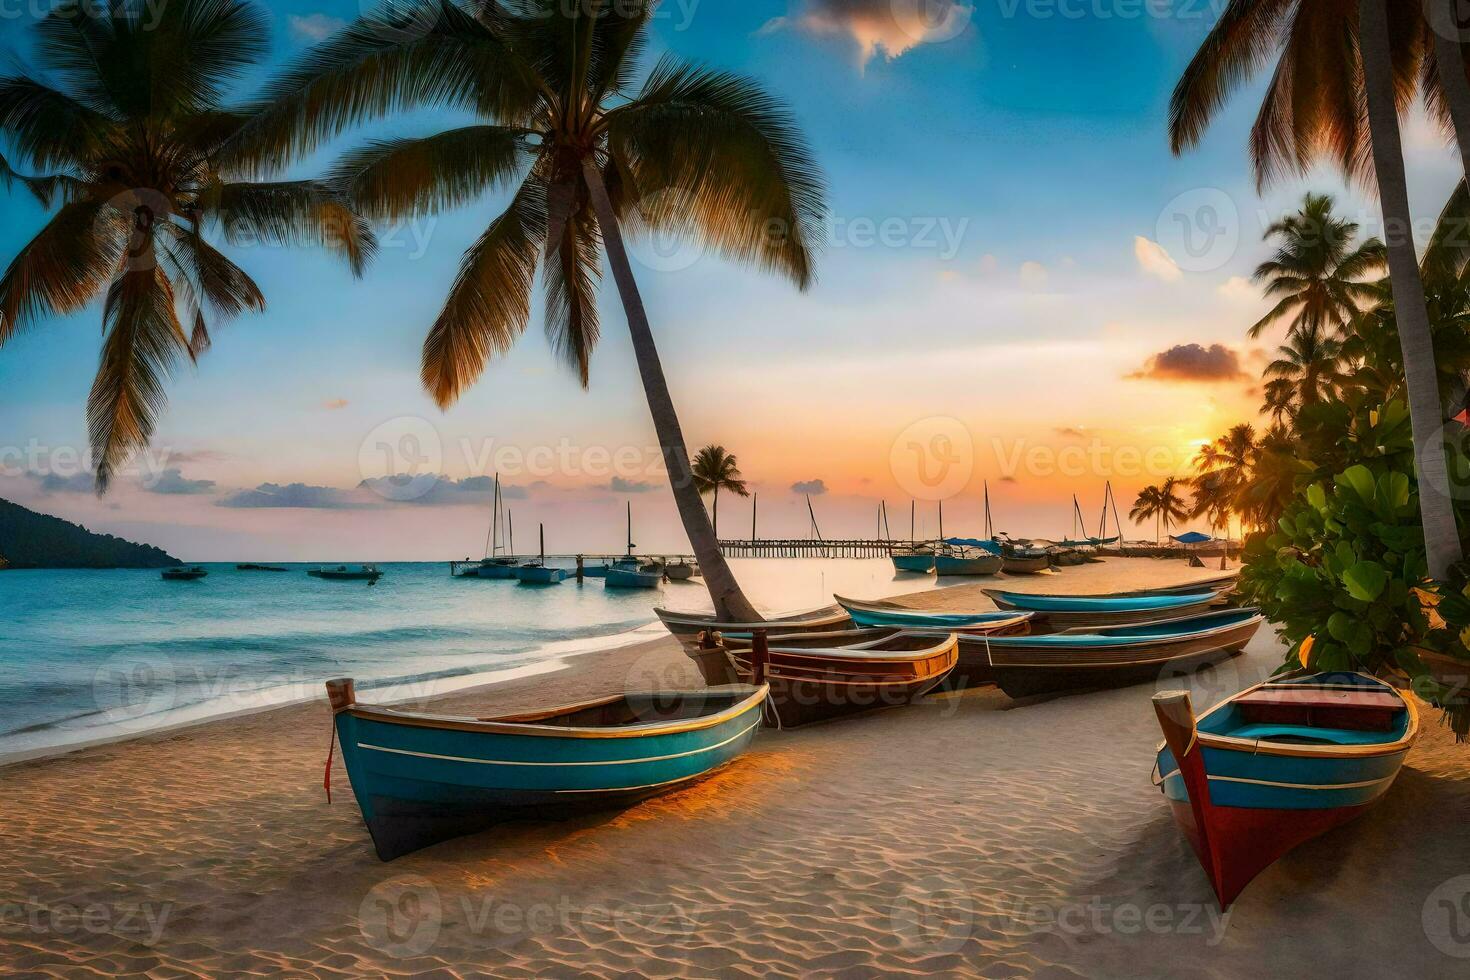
[0,149,87,208]
[422,175,547,407]
[157,222,265,321]
[0,199,123,347]
[542,194,601,385]
[327,125,530,220]
[87,265,191,490]
[606,57,827,289]
[224,0,544,175]
[1168,0,1294,155]
[0,74,114,170]
[208,180,377,276]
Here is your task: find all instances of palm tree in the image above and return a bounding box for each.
[0,0,372,489]
[1170,0,1464,578]
[1247,193,1383,339]
[690,445,749,539]
[233,1,823,621]
[1262,327,1346,416]
[1131,478,1189,544]
[1193,423,1257,512]
[1189,471,1235,569]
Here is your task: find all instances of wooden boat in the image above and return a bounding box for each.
[236,563,288,572]
[833,595,1033,633]
[326,678,767,860]
[1152,672,1418,907]
[981,588,1226,629]
[1061,572,1240,599]
[664,560,698,581]
[705,631,957,728]
[933,548,1003,576]
[655,604,853,650]
[516,525,567,584]
[979,608,1263,698]
[890,546,935,574]
[605,557,663,589]
[469,557,522,579]
[161,566,207,580]
[309,565,383,582]
[715,620,1024,693]
[1002,548,1051,574]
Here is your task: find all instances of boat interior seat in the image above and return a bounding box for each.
[1227,722,1399,746]
[1234,688,1404,733]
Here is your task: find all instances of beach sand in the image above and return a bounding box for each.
[3,559,1468,977]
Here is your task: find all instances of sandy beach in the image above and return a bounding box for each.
[3,558,1468,977]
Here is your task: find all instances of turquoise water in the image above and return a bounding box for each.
[0,558,931,759]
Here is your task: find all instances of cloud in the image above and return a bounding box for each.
[977,253,998,275]
[356,474,530,505]
[1134,236,1183,281]
[1130,344,1249,383]
[791,478,828,495]
[218,482,367,509]
[1055,426,1088,438]
[1019,260,1048,289]
[31,470,94,493]
[604,476,657,493]
[288,13,344,42]
[143,467,216,495]
[322,398,350,410]
[759,0,973,67]
[1216,276,1256,302]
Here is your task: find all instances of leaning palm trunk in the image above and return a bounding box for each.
[582,158,761,622]
[1362,0,1465,578]
[1431,0,1470,180]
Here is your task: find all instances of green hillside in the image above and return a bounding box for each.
[0,498,179,569]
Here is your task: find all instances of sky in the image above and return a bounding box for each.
[0,0,1464,560]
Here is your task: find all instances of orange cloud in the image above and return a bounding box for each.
[1129,344,1249,383]
[761,0,973,67]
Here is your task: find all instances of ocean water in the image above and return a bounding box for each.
[0,558,933,760]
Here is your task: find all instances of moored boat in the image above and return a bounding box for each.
[308,565,383,582]
[1068,571,1240,598]
[161,566,208,580]
[326,678,768,860]
[1001,545,1052,574]
[933,547,1003,576]
[1152,672,1418,907]
[516,525,566,584]
[469,557,522,579]
[236,563,288,572]
[664,560,698,581]
[890,545,936,574]
[981,607,1263,698]
[833,595,1033,633]
[708,631,958,727]
[981,588,1226,628]
[605,557,663,589]
[655,604,853,650]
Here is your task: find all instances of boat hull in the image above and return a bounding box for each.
[470,562,521,579]
[161,568,207,580]
[983,589,1224,630]
[605,567,663,588]
[1153,674,1416,906]
[891,553,935,573]
[516,565,567,584]
[1002,555,1051,574]
[333,686,766,861]
[654,605,853,650]
[984,611,1262,698]
[664,563,697,581]
[933,554,1003,576]
[726,636,957,728]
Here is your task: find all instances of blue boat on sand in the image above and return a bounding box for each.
[982,587,1225,628]
[326,678,768,860]
[834,595,1033,633]
[1153,672,1417,907]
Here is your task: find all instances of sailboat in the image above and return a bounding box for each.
[516,524,567,584]
[605,502,663,589]
[468,476,522,579]
[890,500,936,573]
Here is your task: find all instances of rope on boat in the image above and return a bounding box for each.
[323,725,336,804]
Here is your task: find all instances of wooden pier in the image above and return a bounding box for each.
[717,539,897,558]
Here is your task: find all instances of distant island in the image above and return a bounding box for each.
[0,497,179,569]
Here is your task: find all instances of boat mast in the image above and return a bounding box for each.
[539,523,545,562]
[751,493,757,541]
[508,509,514,558]
[984,481,993,540]
[938,500,944,541]
[626,501,633,556]
[483,474,499,559]
[910,500,916,544]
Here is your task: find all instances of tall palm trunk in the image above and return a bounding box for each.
[1431,0,1470,179]
[1361,0,1465,579]
[712,486,719,539]
[582,158,762,622]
